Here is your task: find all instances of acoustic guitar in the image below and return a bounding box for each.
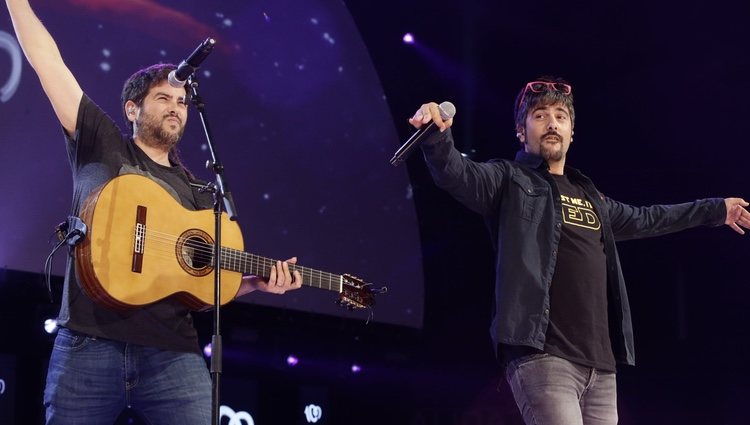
[75,174,384,311]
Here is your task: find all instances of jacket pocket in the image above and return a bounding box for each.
[511,175,548,223]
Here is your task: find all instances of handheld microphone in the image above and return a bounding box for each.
[168,38,216,88]
[390,101,456,166]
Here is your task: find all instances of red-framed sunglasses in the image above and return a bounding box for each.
[517,81,572,111]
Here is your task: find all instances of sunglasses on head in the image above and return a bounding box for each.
[517,81,572,111]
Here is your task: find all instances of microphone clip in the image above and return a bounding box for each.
[55,215,88,247]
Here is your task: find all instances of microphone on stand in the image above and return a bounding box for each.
[390,101,456,166]
[168,38,216,88]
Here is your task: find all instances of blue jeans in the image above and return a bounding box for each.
[44,328,211,425]
[504,353,618,425]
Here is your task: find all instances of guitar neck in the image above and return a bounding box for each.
[219,247,343,293]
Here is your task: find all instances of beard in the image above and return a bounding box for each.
[539,132,564,162]
[135,112,184,151]
[540,142,564,162]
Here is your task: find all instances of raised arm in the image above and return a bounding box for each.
[6,0,82,134]
[411,102,507,216]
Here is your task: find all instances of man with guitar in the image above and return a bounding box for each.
[410,77,750,425]
[6,1,303,423]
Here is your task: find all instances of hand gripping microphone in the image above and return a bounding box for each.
[168,38,216,88]
[390,101,456,166]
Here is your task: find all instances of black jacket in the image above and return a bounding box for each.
[422,130,726,366]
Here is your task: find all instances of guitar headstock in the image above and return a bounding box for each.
[337,274,387,310]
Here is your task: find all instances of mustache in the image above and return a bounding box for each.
[163,113,182,124]
[541,132,562,141]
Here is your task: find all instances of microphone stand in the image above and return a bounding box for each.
[186,73,239,425]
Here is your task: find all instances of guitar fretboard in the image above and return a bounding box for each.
[219,247,343,293]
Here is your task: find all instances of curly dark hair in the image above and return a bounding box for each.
[120,63,194,175]
[120,63,187,136]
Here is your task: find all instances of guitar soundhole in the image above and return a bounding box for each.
[176,229,214,277]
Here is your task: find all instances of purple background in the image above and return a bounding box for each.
[0,0,424,328]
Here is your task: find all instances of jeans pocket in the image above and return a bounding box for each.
[54,328,95,352]
[505,353,550,382]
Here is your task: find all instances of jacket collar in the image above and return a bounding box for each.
[513,149,588,182]
[513,149,546,169]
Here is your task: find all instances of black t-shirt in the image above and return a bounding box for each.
[543,173,616,371]
[58,93,213,353]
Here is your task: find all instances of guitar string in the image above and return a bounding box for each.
[130,227,344,291]
[130,240,342,292]
[141,227,342,280]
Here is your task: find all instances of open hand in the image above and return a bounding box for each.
[724,198,750,234]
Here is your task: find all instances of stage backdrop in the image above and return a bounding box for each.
[0,0,423,328]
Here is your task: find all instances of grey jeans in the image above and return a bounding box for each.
[505,353,618,425]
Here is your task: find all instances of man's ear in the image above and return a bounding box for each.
[516,127,526,143]
[125,100,138,122]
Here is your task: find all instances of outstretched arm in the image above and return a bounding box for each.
[724,198,750,234]
[6,0,83,134]
[411,102,508,216]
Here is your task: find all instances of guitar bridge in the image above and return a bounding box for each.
[132,205,147,273]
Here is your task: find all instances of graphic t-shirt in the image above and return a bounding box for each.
[544,173,616,371]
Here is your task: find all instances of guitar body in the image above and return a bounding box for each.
[75,174,243,310]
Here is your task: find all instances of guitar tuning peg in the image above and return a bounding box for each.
[334,298,356,311]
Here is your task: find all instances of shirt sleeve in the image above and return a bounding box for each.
[420,128,509,216]
[604,196,726,241]
[64,93,124,173]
